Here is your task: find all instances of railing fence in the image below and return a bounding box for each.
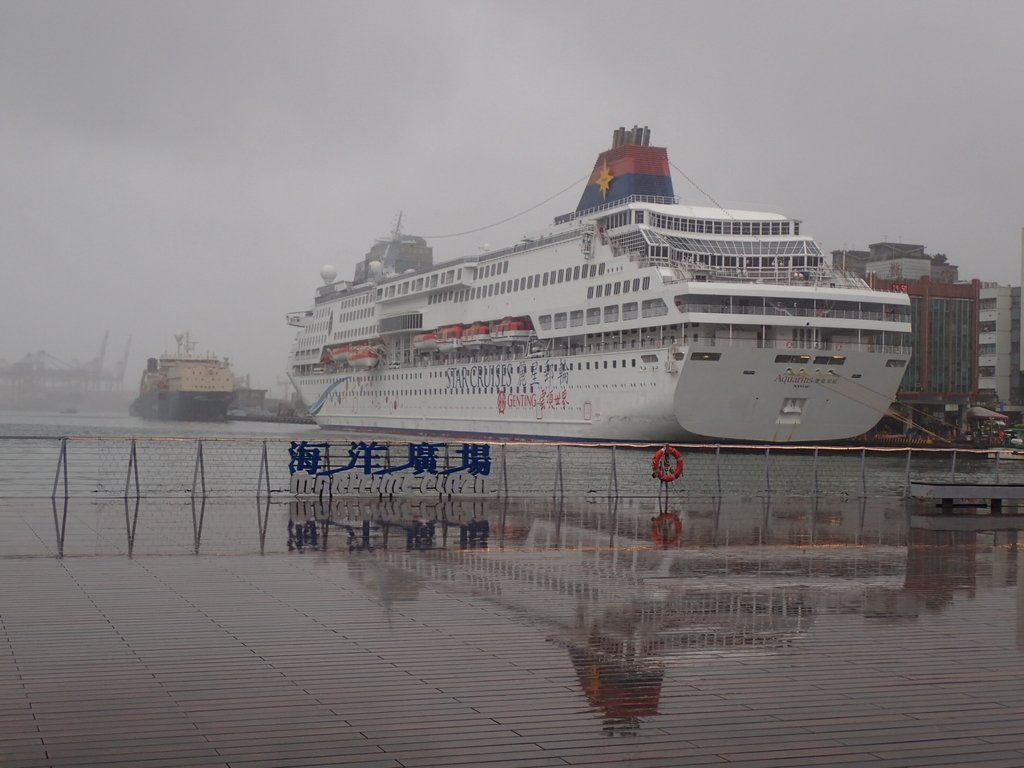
[3,435,1022,502]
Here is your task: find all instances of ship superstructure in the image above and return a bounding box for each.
[287,126,911,443]
[131,332,234,421]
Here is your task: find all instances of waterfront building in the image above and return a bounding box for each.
[864,243,958,286]
[977,284,1021,412]
[868,274,980,431]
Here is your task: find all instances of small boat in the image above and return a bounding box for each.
[491,318,534,345]
[348,348,380,369]
[463,323,491,347]
[413,332,438,351]
[435,325,463,351]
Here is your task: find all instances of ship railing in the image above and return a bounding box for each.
[689,267,867,289]
[554,194,680,225]
[676,303,906,323]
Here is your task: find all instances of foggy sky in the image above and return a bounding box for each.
[2,0,1023,392]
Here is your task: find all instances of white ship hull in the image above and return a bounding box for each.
[294,343,905,443]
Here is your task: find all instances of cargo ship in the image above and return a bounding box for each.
[131,333,234,421]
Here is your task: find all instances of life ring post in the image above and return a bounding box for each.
[652,445,684,483]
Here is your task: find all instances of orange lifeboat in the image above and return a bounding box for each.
[413,332,438,351]
[435,325,464,351]
[348,347,380,369]
[463,322,492,347]
[328,345,351,362]
[491,318,533,345]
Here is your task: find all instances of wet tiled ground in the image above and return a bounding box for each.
[2,496,1024,767]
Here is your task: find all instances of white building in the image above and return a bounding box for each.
[978,283,1021,409]
[865,257,932,281]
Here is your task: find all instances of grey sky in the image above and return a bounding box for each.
[2,0,1022,391]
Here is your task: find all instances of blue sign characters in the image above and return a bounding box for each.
[288,441,491,478]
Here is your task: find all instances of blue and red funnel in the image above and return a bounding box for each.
[575,126,674,212]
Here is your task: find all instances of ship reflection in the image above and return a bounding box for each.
[284,496,923,731]
[39,492,1024,732]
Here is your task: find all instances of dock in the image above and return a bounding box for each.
[3,495,1024,767]
[910,480,1024,513]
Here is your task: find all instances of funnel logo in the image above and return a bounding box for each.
[596,160,614,198]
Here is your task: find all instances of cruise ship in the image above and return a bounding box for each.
[287,126,911,443]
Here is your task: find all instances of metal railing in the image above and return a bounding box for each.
[3,435,1023,502]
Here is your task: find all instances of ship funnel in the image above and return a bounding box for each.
[575,125,673,213]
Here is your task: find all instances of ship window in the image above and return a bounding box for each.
[558,269,565,282]
[543,273,549,286]
[513,278,520,291]
[691,352,721,361]
[641,299,668,317]
[587,308,600,325]
[554,313,567,329]
[886,359,907,367]
[622,302,638,320]
[604,305,618,322]
[488,284,494,296]
[503,262,509,274]
[622,281,630,294]
[573,266,580,280]
[604,283,611,294]
[570,310,583,327]
[614,282,621,295]
[539,315,551,330]
[527,276,533,289]
[549,270,556,284]
[595,285,603,298]
[642,277,650,289]
[587,287,594,299]
[598,263,605,275]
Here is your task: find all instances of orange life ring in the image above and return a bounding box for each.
[651,512,682,546]
[652,446,684,482]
